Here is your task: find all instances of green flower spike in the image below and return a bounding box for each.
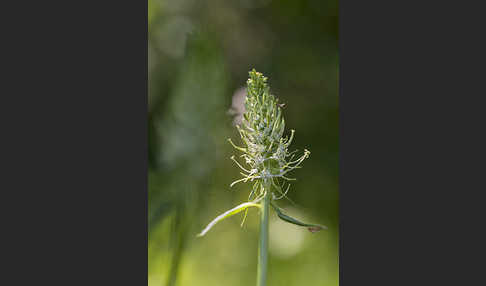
[198,69,326,286]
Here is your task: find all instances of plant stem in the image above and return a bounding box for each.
[257,186,270,286]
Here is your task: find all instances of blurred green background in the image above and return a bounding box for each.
[148,0,338,285]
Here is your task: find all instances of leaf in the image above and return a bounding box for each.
[270,202,327,233]
[197,202,261,237]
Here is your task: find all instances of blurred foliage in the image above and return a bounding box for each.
[148,0,338,285]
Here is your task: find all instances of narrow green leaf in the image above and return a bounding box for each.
[197,202,261,237]
[270,202,327,233]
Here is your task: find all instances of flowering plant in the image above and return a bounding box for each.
[198,69,325,286]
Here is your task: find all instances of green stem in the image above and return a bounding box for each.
[257,186,270,286]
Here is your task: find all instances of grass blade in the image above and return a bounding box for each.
[270,202,327,233]
[198,202,261,237]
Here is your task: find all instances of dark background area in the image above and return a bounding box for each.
[148,0,338,285]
